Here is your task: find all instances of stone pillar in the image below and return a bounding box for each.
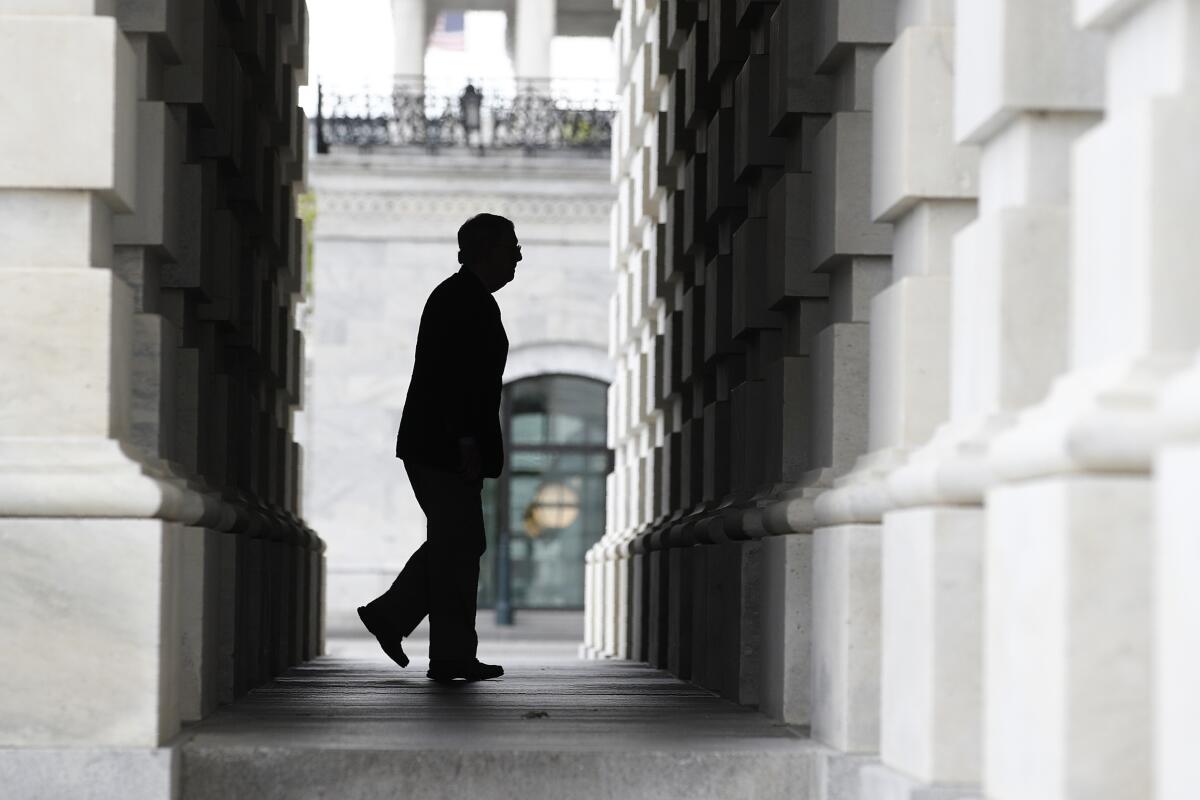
[812,0,978,767]
[392,0,427,79]
[979,0,1200,797]
[581,548,598,656]
[583,0,663,664]
[1156,359,1200,800]
[863,1,1104,796]
[755,0,894,733]
[0,0,320,793]
[0,2,161,743]
[514,0,555,79]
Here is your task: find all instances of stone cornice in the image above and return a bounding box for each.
[314,149,611,180]
[316,189,614,226]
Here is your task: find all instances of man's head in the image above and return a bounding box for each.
[457,213,521,292]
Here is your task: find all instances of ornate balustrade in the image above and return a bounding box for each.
[316,77,616,154]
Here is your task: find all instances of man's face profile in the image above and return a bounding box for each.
[484,230,521,291]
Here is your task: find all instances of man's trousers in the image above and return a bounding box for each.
[365,460,486,662]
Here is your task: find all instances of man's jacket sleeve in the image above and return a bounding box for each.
[425,289,480,444]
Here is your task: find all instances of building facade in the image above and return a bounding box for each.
[304,0,618,632]
[588,0,1200,797]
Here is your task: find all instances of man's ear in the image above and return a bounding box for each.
[457,250,465,264]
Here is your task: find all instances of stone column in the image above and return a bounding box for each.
[863,1,1104,796]
[581,544,599,656]
[979,0,1200,797]
[0,0,157,736]
[812,0,978,760]
[1156,355,1200,800]
[515,0,555,79]
[392,0,427,80]
[583,0,663,664]
[754,0,893,730]
[0,4,183,791]
[1,0,320,793]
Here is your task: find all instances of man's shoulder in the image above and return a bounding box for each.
[422,272,465,312]
[429,271,461,296]
[430,271,485,302]
[428,270,493,311]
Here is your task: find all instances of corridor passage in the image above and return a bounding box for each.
[177,615,816,799]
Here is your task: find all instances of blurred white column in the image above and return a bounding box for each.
[392,0,427,80]
[515,0,555,79]
[871,0,1104,794]
[1140,6,1200,798]
[981,0,1200,797]
[1156,359,1200,800]
[583,0,661,664]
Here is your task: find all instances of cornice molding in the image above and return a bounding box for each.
[317,190,615,226]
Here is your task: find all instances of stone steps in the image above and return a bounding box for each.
[178,646,818,800]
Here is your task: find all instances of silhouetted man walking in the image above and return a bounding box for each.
[358,213,520,682]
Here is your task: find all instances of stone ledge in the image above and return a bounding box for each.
[0,746,178,800]
[859,762,981,800]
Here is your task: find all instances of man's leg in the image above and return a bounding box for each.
[419,468,486,662]
[358,463,438,667]
[367,541,430,638]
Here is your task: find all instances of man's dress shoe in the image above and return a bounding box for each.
[357,606,409,668]
[426,659,504,683]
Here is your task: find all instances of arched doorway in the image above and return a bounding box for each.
[478,374,610,613]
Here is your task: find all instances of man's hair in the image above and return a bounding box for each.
[457,213,515,265]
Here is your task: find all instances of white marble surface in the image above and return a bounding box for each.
[812,524,882,752]
[758,534,814,726]
[1155,444,1200,800]
[0,15,136,207]
[954,0,1104,142]
[0,268,133,439]
[0,519,181,747]
[985,478,1152,800]
[871,26,979,223]
[0,746,177,800]
[0,191,113,269]
[880,507,982,784]
[867,276,951,453]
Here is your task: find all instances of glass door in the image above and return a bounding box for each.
[478,374,610,609]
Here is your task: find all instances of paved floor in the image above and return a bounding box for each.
[178,616,818,799]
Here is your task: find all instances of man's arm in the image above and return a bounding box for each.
[425,286,483,476]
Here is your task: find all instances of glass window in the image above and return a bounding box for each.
[478,374,610,609]
[510,412,546,445]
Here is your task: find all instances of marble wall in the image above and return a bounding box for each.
[0,0,321,794]
[304,150,614,633]
[591,0,1200,797]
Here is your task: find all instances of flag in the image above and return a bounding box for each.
[428,12,465,52]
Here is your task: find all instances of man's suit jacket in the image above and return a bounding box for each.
[395,267,509,478]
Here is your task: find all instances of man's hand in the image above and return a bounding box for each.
[457,437,482,482]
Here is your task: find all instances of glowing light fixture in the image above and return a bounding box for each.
[523,481,580,538]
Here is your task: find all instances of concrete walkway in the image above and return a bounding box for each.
[178,616,818,799]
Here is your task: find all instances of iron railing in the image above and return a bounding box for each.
[315,77,616,155]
